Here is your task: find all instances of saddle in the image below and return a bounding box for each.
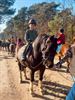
[23,43,33,60]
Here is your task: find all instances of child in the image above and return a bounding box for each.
[56,28,65,53]
[22,19,38,61]
[15,38,24,59]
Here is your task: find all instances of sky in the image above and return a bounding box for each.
[13,0,75,15]
[13,0,52,15]
[0,0,49,32]
[0,0,75,33]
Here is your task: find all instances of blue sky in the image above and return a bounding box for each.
[13,0,50,8]
[13,0,51,14]
[11,0,75,14]
[0,0,75,32]
[0,0,49,32]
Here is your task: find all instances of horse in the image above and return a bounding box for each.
[55,43,72,72]
[17,34,57,95]
[9,43,16,57]
[1,41,6,51]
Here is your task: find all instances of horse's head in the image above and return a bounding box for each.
[31,34,57,68]
[40,35,57,67]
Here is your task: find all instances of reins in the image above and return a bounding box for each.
[27,56,49,70]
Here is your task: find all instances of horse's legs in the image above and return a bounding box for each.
[20,70,22,83]
[66,58,70,72]
[18,62,23,83]
[38,66,45,95]
[30,70,34,94]
[59,55,62,68]
[12,45,15,57]
[11,44,15,57]
[24,67,27,79]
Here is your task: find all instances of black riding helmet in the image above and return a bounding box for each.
[28,19,37,25]
[60,28,64,34]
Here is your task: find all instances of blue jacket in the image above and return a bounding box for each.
[66,83,75,100]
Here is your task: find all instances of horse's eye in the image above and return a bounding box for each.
[46,41,50,44]
[41,45,47,51]
[46,37,50,43]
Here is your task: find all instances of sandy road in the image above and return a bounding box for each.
[0,51,73,100]
[0,51,22,100]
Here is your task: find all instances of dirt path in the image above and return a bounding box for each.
[0,51,73,100]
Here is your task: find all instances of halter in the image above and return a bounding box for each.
[26,53,50,70]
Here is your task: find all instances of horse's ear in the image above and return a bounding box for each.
[46,37,51,44]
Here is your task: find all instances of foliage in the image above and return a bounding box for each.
[48,8,75,42]
[4,2,75,42]
[0,0,15,23]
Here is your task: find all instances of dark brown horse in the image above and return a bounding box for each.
[17,34,57,95]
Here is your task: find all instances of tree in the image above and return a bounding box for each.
[4,19,14,37]
[28,2,59,33]
[48,15,63,35]
[4,2,75,41]
[4,2,60,38]
[0,0,15,23]
[13,7,28,38]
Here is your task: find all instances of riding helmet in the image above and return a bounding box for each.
[60,28,64,34]
[28,19,36,25]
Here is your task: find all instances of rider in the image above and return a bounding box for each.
[22,18,38,61]
[16,38,24,48]
[16,38,24,58]
[56,28,65,53]
[10,36,16,45]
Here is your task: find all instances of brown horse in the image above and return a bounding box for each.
[55,43,71,72]
[17,34,57,95]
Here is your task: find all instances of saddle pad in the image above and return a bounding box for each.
[17,45,27,61]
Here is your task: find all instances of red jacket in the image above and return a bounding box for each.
[57,34,65,44]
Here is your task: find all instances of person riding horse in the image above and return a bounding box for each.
[56,28,65,53]
[15,38,24,59]
[17,33,57,95]
[9,36,16,56]
[21,19,38,61]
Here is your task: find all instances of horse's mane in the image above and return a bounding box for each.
[33,34,49,50]
[32,34,50,59]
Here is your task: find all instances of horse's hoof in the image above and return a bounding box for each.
[20,80,22,83]
[66,69,70,73]
[30,90,34,96]
[40,91,44,95]
[59,65,62,68]
[25,76,27,80]
[31,92,35,97]
[39,88,44,95]
[16,60,17,62]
